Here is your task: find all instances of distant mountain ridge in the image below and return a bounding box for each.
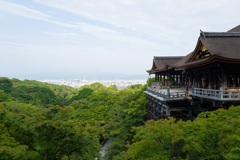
[3,73,149,81]
[36,73,149,80]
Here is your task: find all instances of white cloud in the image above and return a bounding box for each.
[30,0,240,55]
[41,31,78,37]
[0,0,51,21]
[32,0,240,35]
[0,1,167,51]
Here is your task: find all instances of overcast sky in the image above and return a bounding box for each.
[0,0,240,79]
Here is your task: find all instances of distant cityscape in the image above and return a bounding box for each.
[40,79,147,89]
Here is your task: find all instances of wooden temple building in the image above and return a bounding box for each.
[145,25,240,120]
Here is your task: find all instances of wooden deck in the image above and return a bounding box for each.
[146,87,240,101]
[145,86,240,120]
[145,87,189,101]
[145,86,192,120]
[191,88,240,101]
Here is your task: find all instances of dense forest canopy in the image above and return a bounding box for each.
[118,106,240,160]
[0,77,147,159]
[0,77,240,160]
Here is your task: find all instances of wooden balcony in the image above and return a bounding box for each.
[191,88,240,101]
[145,87,188,101]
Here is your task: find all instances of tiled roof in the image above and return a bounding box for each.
[200,31,240,38]
[174,52,193,68]
[147,25,240,73]
[179,25,240,68]
[147,56,183,74]
[227,25,240,32]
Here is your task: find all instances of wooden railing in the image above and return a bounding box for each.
[146,87,187,100]
[146,87,240,101]
[191,88,240,100]
[151,82,181,90]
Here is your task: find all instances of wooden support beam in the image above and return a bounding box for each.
[222,69,227,89]
[208,70,212,89]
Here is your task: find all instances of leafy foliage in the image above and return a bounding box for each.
[1,77,240,159]
[146,77,155,87]
[0,78,147,159]
[0,90,10,102]
[103,85,147,160]
[0,77,13,93]
[120,106,240,160]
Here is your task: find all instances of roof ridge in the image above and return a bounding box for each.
[200,31,240,38]
[154,56,184,59]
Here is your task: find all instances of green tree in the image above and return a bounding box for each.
[0,123,29,160]
[103,85,147,160]
[0,102,101,159]
[0,78,149,159]
[0,90,10,102]
[0,77,13,93]
[120,106,240,160]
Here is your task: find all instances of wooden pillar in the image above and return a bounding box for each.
[188,77,191,88]
[170,74,172,86]
[159,74,161,83]
[162,75,164,85]
[160,103,164,118]
[180,74,183,86]
[208,70,212,89]
[174,75,176,86]
[193,71,196,88]
[197,71,200,88]
[174,75,177,86]
[188,109,192,117]
[221,69,227,89]
[169,74,172,86]
[201,72,205,88]
[213,72,217,89]
[166,74,168,86]
[179,75,181,86]
[168,74,173,86]
[176,75,179,86]
[188,71,191,87]
[172,75,174,86]
[233,71,236,87]
[163,74,165,86]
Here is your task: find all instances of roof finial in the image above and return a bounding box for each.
[200,30,205,38]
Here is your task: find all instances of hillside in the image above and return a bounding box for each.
[0,77,147,159]
[1,77,240,159]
